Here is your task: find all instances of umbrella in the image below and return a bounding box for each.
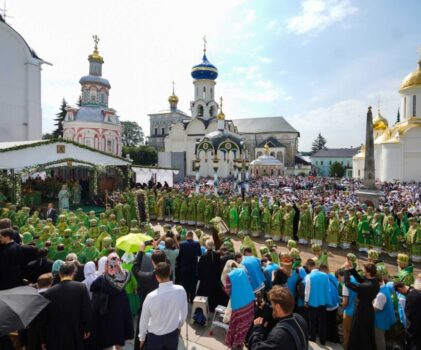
[116,233,153,253]
[0,286,50,337]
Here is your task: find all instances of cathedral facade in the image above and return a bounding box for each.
[353,52,421,182]
[0,15,48,142]
[151,46,300,179]
[63,37,122,156]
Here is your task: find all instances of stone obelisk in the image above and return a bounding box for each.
[357,106,383,206]
[363,106,376,189]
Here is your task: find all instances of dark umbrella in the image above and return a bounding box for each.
[0,286,50,337]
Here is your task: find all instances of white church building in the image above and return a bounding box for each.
[152,45,300,180]
[0,15,49,142]
[63,36,122,156]
[353,52,421,182]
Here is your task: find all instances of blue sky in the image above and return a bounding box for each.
[6,0,421,150]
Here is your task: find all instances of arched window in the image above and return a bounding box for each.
[90,88,96,103]
[211,87,213,99]
[203,87,206,99]
[209,106,214,116]
[270,152,275,157]
[198,105,204,117]
[413,95,416,117]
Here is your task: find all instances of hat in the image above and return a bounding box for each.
[368,249,379,260]
[346,253,357,268]
[265,239,275,248]
[311,244,321,253]
[290,248,301,260]
[346,253,357,262]
[287,240,297,249]
[397,253,409,265]
[260,246,269,256]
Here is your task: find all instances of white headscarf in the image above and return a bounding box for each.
[97,256,108,276]
[83,261,97,293]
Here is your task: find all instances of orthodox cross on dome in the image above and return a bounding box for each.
[93,34,100,51]
[377,96,381,112]
[172,80,175,94]
[418,44,421,59]
[203,35,207,53]
[219,96,223,110]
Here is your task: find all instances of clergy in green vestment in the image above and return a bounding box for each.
[283,204,294,243]
[229,203,239,235]
[406,217,421,262]
[239,204,250,236]
[297,203,312,244]
[261,204,271,239]
[312,206,325,245]
[326,211,339,248]
[250,201,261,238]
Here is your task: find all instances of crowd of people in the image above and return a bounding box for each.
[0,175,420,350]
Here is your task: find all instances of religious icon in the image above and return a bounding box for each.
[56,145,65,153]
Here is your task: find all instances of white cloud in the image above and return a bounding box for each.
[287,0,358,35]
[233,65,261,80]
[259,56,272,64]
[266,19,282,35]
[279,70,288,75]
[244,9,256,23]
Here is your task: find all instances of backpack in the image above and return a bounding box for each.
[295,268,305,300]
[192,307,207,326]
[279,316,307,350]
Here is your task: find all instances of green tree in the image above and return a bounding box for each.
[311,133,327,154]
[121,121,144,147]
[42,133,54,140]
[52,98,67,138]
[123,145,157,165]
[330,161,345,178]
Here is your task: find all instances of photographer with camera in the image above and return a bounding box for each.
[248,286,308,350]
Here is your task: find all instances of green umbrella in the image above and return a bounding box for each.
[116,233,152,253]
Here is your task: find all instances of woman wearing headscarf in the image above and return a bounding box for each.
[97,256,108,276]
[222,259,255,350]
[51,260,64,286]
[90,252,134,350]
[82,261,97,298]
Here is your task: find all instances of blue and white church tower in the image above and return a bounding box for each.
[190,39,219,120]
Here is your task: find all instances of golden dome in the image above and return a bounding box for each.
[88,50,104,63]
[217,96,225,120]
[373,110,388,130]
[400,60,421,91]
[168,93,179,104]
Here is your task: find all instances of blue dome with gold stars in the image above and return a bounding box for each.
[191,53,218,80]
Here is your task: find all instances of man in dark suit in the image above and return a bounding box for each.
[45,203,58,224]
[0,228,24,290]
[177,230,202,303]
[41,262,91,350]
[26,248,53,284]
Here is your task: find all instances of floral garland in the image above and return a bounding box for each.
[0,172,20,204]
[0,139,129,162]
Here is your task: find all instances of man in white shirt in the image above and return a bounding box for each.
[139,262,188,349]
